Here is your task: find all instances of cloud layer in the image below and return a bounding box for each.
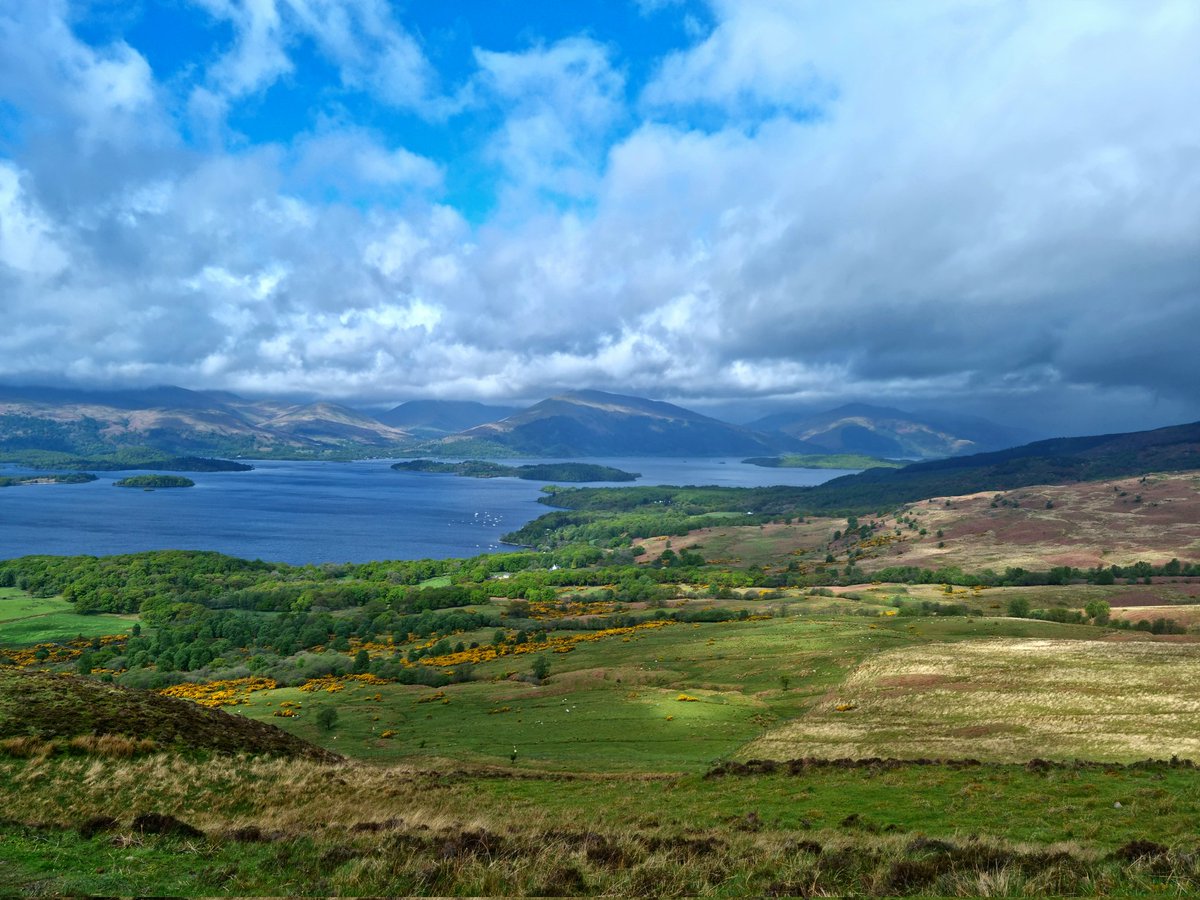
[0,0,1198,433]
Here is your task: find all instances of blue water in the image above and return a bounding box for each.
[0,458,852,564]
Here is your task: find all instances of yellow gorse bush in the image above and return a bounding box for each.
[298,673,391,693]
[159,677,277,708]
[526,600,617,619]
[4,634,127,668]
[418,620,676,669]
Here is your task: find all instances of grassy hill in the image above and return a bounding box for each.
[802,420,1200,512]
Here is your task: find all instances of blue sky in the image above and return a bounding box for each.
[69,0,714,218]
[1,0,1198,433]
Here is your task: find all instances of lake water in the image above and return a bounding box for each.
[0,458,853,564]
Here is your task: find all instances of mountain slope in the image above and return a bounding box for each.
[437,390,806,457]
[802,420,1200,511]
[750,403,1028,459]
[376,400,521,436]
[0,385,411,456]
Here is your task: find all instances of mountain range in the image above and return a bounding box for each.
[748,403,1033,459]
[0,385,411,456]
[425,390,809,457]
[0,384,1032,461]
[375,400,520,438]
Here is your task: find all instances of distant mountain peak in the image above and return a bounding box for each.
[749,404,1028,460]
[431,390,810,457]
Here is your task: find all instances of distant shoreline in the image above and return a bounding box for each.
[391,459,640,483]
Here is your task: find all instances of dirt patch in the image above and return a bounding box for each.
[1111,593,1171,607]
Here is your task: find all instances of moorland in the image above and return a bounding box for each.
[1,419,1200,895]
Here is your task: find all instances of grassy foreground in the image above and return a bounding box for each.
[3,753,1200,896]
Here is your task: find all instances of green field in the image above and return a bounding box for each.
[229,613,1130,771]
[0,590,136,646]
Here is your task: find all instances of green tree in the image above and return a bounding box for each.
[1085,600,1111,624]
[353,648,370,673]
[1006,596,1032,618]
[316,707,339,732]
[531,655,550,682]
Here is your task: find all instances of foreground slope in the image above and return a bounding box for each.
[0,668,335,759]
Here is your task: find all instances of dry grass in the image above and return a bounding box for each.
[1112,605,1200,627]
[863,472,1200,574]
[627,471,1200,577]
[744,638,1200,762]
[7,752,1200,895]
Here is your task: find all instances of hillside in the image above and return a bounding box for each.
[376,399,521,436]
[801,420,1200,511]
[0,668,336,759]
[432,390,806,457]
[506,420,1200,550]
[0,385,412,457]
[749,403,1029,459]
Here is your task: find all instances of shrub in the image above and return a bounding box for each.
[1006,597,1032,618]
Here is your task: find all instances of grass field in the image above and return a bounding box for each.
[746,636,1200,762]
[637,519,840,568]
[231,614,1127,772]
[0,590,136,646]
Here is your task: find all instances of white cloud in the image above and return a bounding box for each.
[193,0,291,98]
[292,128,444,193]
[642,0,834,113]
[0,163,69,277]
[0,1,165,151]
[474,38,626,201]
[188,0,448,117]
[0,0,1197,435]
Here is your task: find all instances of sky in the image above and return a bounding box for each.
[0,0,1198,435]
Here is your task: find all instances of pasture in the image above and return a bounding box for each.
[0,589,136,646]
[234,613,1129,772]
[746,636,1200,762]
